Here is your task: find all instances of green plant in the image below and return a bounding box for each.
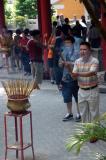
[66,113,106,158]
[15,16,26,28]
[15,0,37,19]
[96,153,106,160]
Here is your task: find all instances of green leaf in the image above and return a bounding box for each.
[66,137,80,152]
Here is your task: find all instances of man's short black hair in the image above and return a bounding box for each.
[24,28,29,35]
[7,30,13,35]
[30,30,40,37]
[80,41,91,49]
[64,35,75,44]
[64,18,69,24]
[16,29,22,35]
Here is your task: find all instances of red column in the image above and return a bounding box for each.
[0,0,5,31]
[37,0,52,71]
[37,0,52,38]
[101,6,106,69]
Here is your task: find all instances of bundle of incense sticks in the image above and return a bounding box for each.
[2,79,39,99]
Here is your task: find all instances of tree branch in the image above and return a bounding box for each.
[80,0,106,40]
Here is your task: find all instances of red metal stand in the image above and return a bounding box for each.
[4,111,35,160]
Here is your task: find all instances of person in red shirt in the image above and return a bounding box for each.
[19,29,31,75]
[13,29,22,71]
[27,30,46,84]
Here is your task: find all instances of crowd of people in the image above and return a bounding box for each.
[46,15,100,123]
[0,27,46,86]
[0,15,101,124]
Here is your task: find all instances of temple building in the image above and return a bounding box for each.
[51,0,85,19]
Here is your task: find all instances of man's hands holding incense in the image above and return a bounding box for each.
[64,61,78,79]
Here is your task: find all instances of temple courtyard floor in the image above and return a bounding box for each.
[0,69,106,160]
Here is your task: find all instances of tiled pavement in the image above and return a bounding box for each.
[0,69,106,160]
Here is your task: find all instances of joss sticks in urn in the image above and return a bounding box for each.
[2,79,39,100]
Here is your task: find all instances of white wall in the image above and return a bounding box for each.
[26,19,39,30]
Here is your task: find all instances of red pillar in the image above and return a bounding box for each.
[37,0,52,38]
[0,0,5,32]
[101,6,106,69]
[37,0,52,71]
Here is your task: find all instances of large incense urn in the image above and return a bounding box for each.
[2,80,39,113]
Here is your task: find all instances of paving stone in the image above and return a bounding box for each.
[0,69,106,160]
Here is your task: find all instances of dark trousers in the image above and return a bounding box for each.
[21,52,31,73]
[53,66,63,85]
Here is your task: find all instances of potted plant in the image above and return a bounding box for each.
[66,113,106,159]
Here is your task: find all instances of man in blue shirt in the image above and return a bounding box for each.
[59,36,81,122]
